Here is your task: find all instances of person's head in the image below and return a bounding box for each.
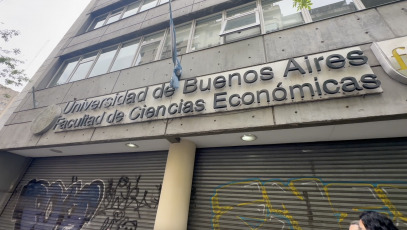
[359,211,398,230]
[349,220,361,230]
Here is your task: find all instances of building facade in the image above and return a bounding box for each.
[0,0,407,229]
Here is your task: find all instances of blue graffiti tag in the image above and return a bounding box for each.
[13,179,104,230]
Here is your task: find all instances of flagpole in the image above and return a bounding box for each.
[169,0,182,89]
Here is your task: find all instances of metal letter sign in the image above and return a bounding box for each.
[371,37,407,84]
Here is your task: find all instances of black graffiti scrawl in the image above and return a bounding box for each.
[96,176,161,230]
[12,179,104,230]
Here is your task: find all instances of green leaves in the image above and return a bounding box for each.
[292,0,312,10]
[0,27,28,87]
[0,29,19,42]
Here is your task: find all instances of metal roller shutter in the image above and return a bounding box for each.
[0,151,167,230]
[188,138,407,230]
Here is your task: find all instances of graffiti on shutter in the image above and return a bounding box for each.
[212,178,407,229]
[12,179,104,230]
[11,175,162,230]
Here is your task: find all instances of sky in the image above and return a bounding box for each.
[0,0,91,91]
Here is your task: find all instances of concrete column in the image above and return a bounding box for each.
[154,139,196,230]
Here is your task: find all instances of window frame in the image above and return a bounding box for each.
[48,30,168,87]
[67,51,100,83]
[133,30,166,66]
[158,0,170,5]
[122,1,143,19]
[105,7,125,25]
[87,0,170,32]
[139,0,159,13]
[260,0,307,33]
[160,21,194,60]
[88,45,120,78]
[87,13,109,31]
[307,0,362,22]
[189,13,224,51]
[219,2,261,36]
[50,0,401,88]
[48,57,80,87]
[110,38,142,72]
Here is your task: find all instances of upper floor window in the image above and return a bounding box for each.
[262,0,304,33]
[360,0,399,8]
[309,0,357,21]
[220,2,260,42]
[48,31,166,87]
[49,58,80,86]
[136,31,165,65]
[50,0,401,87]
[139,0,159,12]
[87,0,169,32]
[161,22,192,59]
[89,46,119,77]
[89,14,108,30]
[122,1,142,19]
[110,39,141,72]
[191,14,222,51]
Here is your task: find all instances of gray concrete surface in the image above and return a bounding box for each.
[0,1,406,150]
[0,152,30,213]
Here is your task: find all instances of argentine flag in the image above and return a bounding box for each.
[169,0,182,89]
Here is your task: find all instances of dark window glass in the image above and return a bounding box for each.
[262,0,304,33]
[310,0,356,21]
[361,0,399,8]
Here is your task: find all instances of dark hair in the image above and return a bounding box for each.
[359,211,399,230]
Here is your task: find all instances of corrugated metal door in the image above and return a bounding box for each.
[0,151,167,230]
[188,139,407,230]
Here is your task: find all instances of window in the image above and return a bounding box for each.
[50,58,80,86]
[89,14,108,30]
[161,23,192,59]
[309,0,357,21]
[89,46,118,78]
[87,0,170,31]
[49,31,165,87]
[50,53,100,87]
[110,39,141,72]
[262,0,304,33]
[139,0,159,12]
[220,2,261,42]
[159,0,169,4]
[191,14,222,51]
[135,31,165,65]
[122,1,142,19]
[105,8,124,25]
[69,52,98,82]
[52,0,400,87]
[360,0,399,8]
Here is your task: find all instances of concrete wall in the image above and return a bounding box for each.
[0,1,406,150]
[0,152,31,213]
[55,0,253,58]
